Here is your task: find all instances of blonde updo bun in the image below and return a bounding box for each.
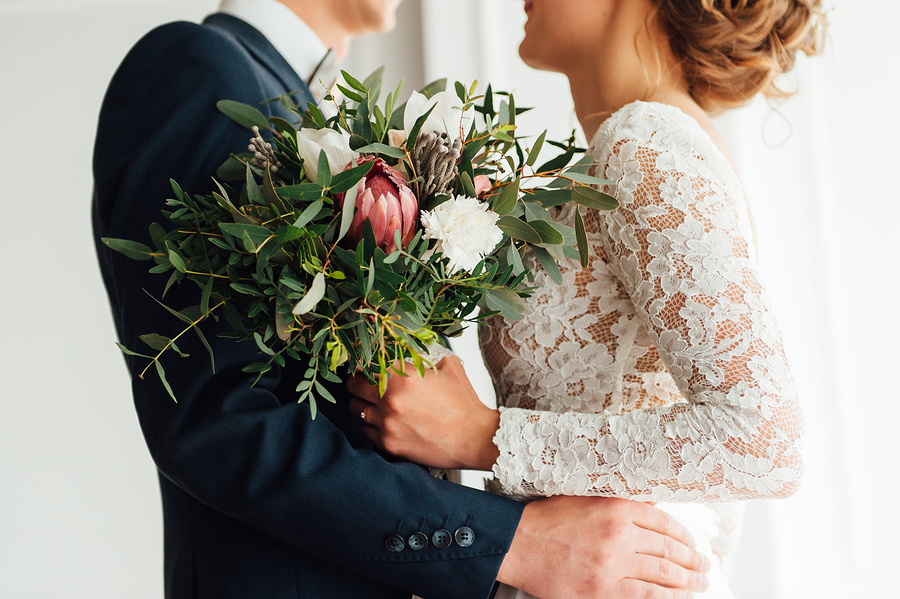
[655,0,827,111]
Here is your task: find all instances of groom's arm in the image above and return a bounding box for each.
[93,22,522,599]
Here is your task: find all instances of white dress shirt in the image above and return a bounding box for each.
[216,0,337,97]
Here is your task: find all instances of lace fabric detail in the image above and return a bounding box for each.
[480,102,803,517]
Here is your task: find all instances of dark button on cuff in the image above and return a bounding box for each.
[408,532,428,551]
[432,529,452,549]
[385,534,405,553]
[454,526,475,547]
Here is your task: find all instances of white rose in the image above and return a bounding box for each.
[420,195,504,274]
[398,90,473,147]
[296,127,359,184]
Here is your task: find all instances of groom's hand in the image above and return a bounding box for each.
[498,496,711,599]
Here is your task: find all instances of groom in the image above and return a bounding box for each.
[92,0,709,597]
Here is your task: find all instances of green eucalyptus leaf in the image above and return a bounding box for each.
[523,201,553,223]
[366,258,376,296]
[231,283,263,296]
[254,332,276,356]
[565,171,615,186]
[292,200,327,230]
[155,360,178,402]
[526,188,572,208]
[459,172,477,198]
[145,292,194,325]
[245,163,264,204]
[482,288,526,321]
[337,180,360,243]
[200,276,213,315]
[355,143,406,159]
[217,100,269,131]
[573,185,619,210]
[329,160,375,194]
[418,78,448,99]
[168,249,186,273]
[497,216,542,244]
[263,167,288,214]
[531,245,563,284]
[268,116,296,134]
[219,223,271,244]
[537,146,575,174]
[526,130,547,167]
[217,155,247,181]
[529,220,565,245]
[115,342,152,359]
[102,238,155,261]
[276,183,323,201]
[336,84,365,103]
[193,323,215,373]
[349,134,369,151]
[406,104,437,152]
[492,178,519,216]
[575,206,589,269]
[316,149,332,189]
[507,242,525,276]
[223,302,246,334]
[273,225,305,243]
[314,380,337,403]
[341,70,368,93]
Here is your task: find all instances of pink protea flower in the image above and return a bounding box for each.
[341,156,418,253]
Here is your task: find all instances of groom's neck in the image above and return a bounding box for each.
[276,0,399,61]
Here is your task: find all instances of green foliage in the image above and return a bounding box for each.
[106,67,620,415]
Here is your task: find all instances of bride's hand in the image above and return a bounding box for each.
[346,356,501,470]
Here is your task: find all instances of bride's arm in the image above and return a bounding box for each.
[348,133,804,503]
[488,134,803,502]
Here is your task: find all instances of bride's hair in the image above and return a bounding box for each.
[653,0,827,111]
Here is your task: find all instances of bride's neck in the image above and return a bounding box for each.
[566,17,698,142]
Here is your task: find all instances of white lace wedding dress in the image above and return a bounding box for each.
[480,101,804,599]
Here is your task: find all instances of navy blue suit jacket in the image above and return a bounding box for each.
[92,13,523,599]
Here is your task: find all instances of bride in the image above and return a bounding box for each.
[349,0,826,597]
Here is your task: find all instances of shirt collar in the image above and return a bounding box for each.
[216,0,337,97]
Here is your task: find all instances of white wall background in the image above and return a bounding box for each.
[1,0,897,597]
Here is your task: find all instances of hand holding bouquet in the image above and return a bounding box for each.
[103,69,617,416]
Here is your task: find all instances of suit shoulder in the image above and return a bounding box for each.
[117,20,256,83]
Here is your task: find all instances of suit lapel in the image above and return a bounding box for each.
[203,12,313,103]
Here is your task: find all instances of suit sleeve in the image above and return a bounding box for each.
[92,22,523,599]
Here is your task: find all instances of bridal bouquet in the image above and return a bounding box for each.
[103,69,617,416]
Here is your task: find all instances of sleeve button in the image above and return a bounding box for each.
[408,532,428,551]
[454,526,475,547]
[432,529,452,549]
[385,534,405,553]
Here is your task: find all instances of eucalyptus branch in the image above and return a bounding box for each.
[139,299,226,380]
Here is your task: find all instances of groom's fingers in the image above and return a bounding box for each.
[624,554,709,593]
[630,504,699,555]
[347,396,381,427]
[346,374,381,403]
[616,579,697,599]
[634,527,710,574]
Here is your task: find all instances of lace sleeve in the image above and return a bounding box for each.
[491,116,804,503]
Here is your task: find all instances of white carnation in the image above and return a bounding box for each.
[420,195,504,274]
